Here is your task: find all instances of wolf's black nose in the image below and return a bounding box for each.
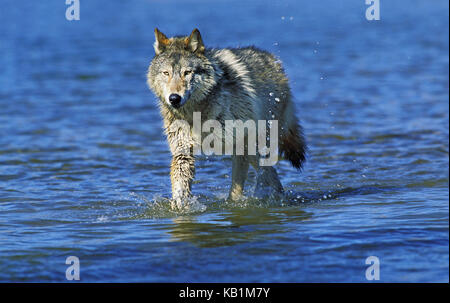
[169,94,182,107]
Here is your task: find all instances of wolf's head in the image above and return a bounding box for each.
[147,28,218,110]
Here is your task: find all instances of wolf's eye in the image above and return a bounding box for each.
[162,71,169,76]
[184,70,193,76]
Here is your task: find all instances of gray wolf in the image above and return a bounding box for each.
[147,28,306,208]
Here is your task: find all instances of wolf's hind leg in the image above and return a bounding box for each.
[255,166,284,197]
[249,156,283,198]
[228,155,249,201]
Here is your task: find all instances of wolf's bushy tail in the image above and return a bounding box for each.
[279,123,307,170]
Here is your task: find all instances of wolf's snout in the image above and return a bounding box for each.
[169,94,182,107]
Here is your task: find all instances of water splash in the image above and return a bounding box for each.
[128,192,207,219]
[95,215,109,223]
[171,195,208,214]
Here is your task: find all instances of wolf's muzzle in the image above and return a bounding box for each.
[169,94,182,108]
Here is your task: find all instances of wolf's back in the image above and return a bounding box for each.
[208,46,307,170]
[228,47,307,170]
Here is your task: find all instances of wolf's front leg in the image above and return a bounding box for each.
[166,121,196,209]
[170,153,195,207]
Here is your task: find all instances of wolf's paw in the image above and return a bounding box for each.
[227,189,246,202]
[170,197,186,210]
[252,187,285,200]
[170,196,207,213]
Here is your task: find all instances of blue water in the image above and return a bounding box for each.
[0,0,448,282]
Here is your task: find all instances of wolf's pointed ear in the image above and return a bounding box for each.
[185,28,205,54]
[154,28,169,55]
